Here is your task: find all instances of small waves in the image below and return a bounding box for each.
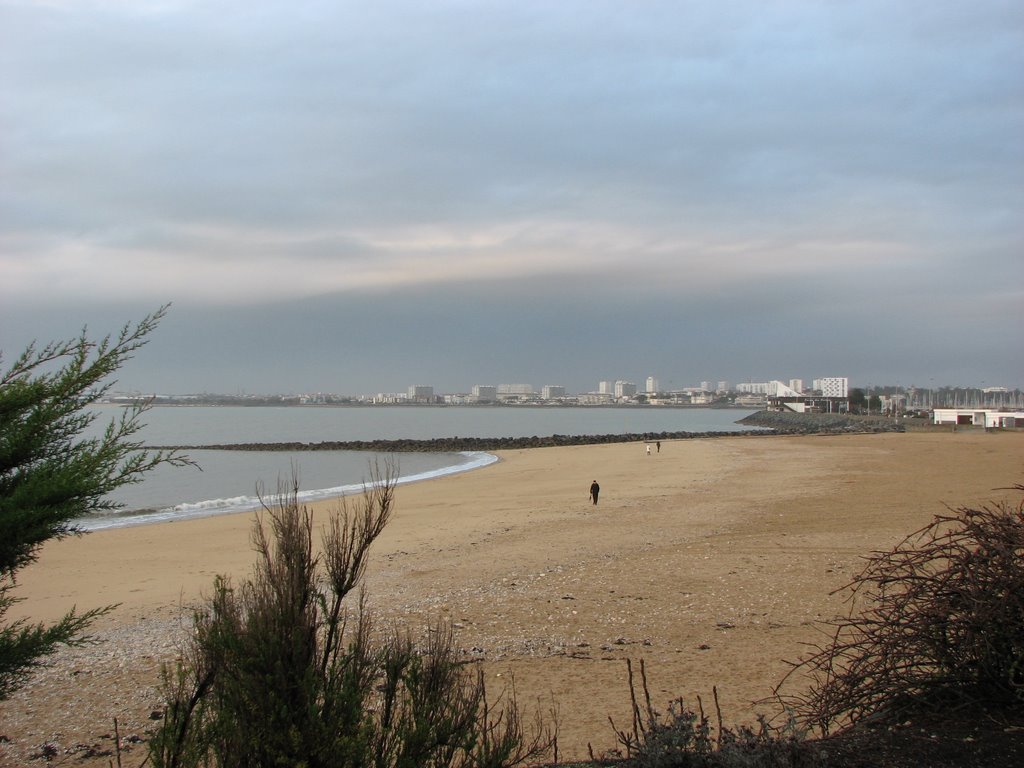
[78,451,498,531]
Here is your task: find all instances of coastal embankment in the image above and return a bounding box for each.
[736,409,906,432]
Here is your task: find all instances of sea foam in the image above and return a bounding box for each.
[78,451,498,531]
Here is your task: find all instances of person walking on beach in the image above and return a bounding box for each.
[590,480,600,505]
[646,443,652,456]
[656,440,661,453]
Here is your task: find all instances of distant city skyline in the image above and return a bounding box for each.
[1,2,1020,395]
[103,379,1024,414]
[108,375,1021,401]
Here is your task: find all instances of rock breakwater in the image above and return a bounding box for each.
[154,412,901,453]
[151,411,897,454]
[158,430,771,452]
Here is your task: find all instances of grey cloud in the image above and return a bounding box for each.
[1,1,1021,390]
[6,2,1017,224]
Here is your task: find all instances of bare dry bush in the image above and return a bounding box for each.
[149,462,554,768]
[599,660,817,768]
[777,483,1024,735]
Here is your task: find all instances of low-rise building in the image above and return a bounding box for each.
[373,392,409,404]
[933,409,1023,428]
[734,393,767,407]
[497,383,534,396]
[578,392,614,405]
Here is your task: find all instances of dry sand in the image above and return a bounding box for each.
[1,429,1022,765]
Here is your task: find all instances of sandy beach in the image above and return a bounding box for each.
[1,429,1022,766]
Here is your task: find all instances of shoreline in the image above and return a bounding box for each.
[101,413,904,532]
[76,450,499,532]
[2,430,1022,765]
[101,400,761,409]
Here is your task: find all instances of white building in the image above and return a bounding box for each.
[646,376,659,393]
[814,377,849,398]
[471,385,497,402]
[598,380,614,395]
[789,379,804,394]
[497,383,534,396]
[769,380,802,397]
[615,380,637,398]
[738,381,771,394]
[541,385,566,400]
[734,393,767,407]
[739,380,804,397]
[933,409,1023,428]
[374,392,409,404]
[407,385,434,402]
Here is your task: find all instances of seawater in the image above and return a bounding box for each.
[84,405,757,530]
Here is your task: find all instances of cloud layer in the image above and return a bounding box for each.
[2,1,1021,393]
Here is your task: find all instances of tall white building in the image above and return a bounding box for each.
[471,385,497,402]
[789,379,805,394]
[645,376,659,393]
[598,380,614,395]
[615,380,637,398]
[541,385,566,399]
[407,385,434,401]
[814,377,849,398]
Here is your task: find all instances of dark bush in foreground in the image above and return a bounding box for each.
[149,464,554,768]
[595,660,818,768]
[777,483,1024,735]
[1,307,191,701]
[592,484,1024,767]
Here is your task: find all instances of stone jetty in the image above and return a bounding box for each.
[153,411,901,453]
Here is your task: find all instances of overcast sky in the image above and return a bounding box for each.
[1,0,1021,395]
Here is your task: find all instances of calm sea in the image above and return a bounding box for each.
[85,405,757,530]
